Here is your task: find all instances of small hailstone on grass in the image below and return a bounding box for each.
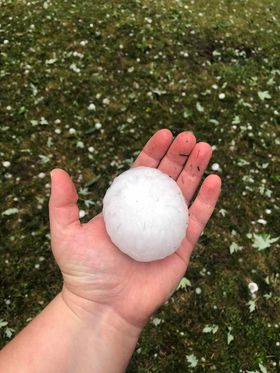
[69,128,76,134]
[103,167,188,262]
[211,163,222,172]
[95,122,102,130]
[2,161,11,168]
[76,141,84,149]
[102,98,110,105]
[79,210,86,218]
[88,103,96,111]
[219,93,226,100]
[38,172,45,179]
[257,218,267,225]
[248,282,258,294]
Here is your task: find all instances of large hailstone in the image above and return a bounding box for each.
[103,167,188,262]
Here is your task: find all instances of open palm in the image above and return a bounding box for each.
[49,129,221,328]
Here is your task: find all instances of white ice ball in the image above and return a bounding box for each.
[103,167,188,262]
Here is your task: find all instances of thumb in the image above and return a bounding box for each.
[49,168,80,232]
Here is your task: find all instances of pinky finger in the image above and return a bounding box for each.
[176,175,222,264]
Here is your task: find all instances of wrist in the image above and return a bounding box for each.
[61,286,142,339]
[0,291,140,373]
[60,287,142,372]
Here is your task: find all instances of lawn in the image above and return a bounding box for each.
[0,0,279,371]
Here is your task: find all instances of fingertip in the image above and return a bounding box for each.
[50,168,69,179]
[157,128,173,143]
[177,131,196,146]
[202,174,222,197]
[196,141,213,156]
[187,131,196,144]
[132,129,173,168]
[49,168,78,207]
[159,128,173,136]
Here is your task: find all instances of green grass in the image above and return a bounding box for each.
[0,0,280,371]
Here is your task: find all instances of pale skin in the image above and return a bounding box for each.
[0,129,221,373]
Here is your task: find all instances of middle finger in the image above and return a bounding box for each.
[177,142,212,205]
[158,131,196,180]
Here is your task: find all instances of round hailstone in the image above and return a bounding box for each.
[103,167,188,262]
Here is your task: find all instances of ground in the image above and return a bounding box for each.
[0,0,279,371]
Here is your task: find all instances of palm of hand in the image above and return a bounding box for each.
[49,130,221,328]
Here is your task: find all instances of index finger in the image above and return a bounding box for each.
[132,129,173,168]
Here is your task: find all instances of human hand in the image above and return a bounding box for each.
[49,129,221,331]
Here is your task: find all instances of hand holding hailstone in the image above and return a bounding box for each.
[0,129,221,373]
[45,129,221,333]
